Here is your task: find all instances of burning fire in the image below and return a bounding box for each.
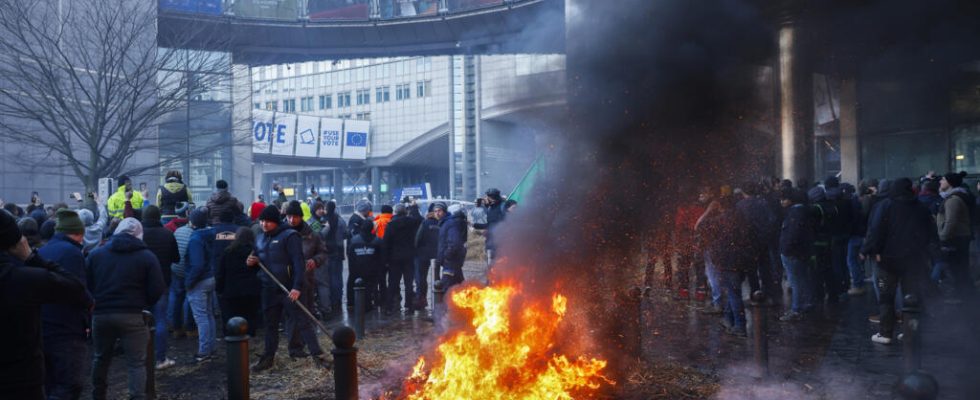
[399,283,612,399]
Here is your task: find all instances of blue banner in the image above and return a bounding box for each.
[391,183,431,203]
[159,0,223,15]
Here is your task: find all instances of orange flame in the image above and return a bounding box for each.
[400,284,612,399]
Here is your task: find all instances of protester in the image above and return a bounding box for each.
[862,178,938,344]
[348,219,387,309]
[937,171,973,302]
[0,210,91,400]
[18,217,43,249]
[346,199,373,306]
[164,202,192,233]
[216,227,261,337]
[415,202,446,310]
[374,204,394,239]
[471,198,488,230]
[157,170,192,223]
[385,203,422,313]
[672,190,707,300]
[321,201,346,313]
[185,208,218,362]
[436,204,468,290]
[140,206,180,370]
[779,188,815,321]
[485,188,506,263]
[248,205,328,371]
[206,180,241,225]
[170,204,197,339]
[38,209,94,399]
[107,175,143,219]
[283,201,329,357]
[87,218,164,400]
[249,194,266,221]
[211,208,243,335]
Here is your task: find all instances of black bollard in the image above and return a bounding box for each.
[353,278,366,339]
[749,290,769,377]
[225,317,250,400]
[896,371,939,400]
[901,294,923,373]
[332,326,359,400]
[142,310,156,399]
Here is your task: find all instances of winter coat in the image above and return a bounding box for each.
[917,191,943,216]
[373,213,393,238]
[142,221,180,287]
[86,234,165,315]
[0,252,90,393]
[436,212,468,270]
[485,202,506,250]
[323,211,346,260]
[173,225,193,279]
[780,204,814,259]
[294,222,329,268]
[38,234,92,341]
[862,194,938,268]
[415,216,441,261]
[735,196,778,244]
[385,214,421,262]
[185,227,217,289]
[164,217,188,233]
[107,186,144,219]
[206,189,240,225]
[699,209,754,271]
[470,207,488,229]
[937,188,972,241]
[79,205,109,255]
[347,233,386,277]
[157,181,192,216]
[215,244,261,298]
[254,225,306,291]
[347,213,367,240]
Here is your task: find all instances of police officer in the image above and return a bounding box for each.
[246,206,328,371]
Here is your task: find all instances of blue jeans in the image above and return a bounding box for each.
[781,254,813,313]
[704,252,722,306]
[167,277,195,331]
[187,277,217,356]
[846,236,865,288]
[152,293,169,362]
[719,270,746,329]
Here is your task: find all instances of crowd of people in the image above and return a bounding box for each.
[0,171,515,399]
[655,172,979,342]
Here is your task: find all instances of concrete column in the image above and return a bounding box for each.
[838,78,860,184]
[778,23,814,185]
[370,167,381,206]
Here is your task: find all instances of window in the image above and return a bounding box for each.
[376,86,390,103]
[356,68,369,81]
[356,112,371,121]
[337,91,351,108]
[319,94,332,110]
[396,84,411,100]
[300,96,314,112]
[265,101,277,111]
[417,80,430,98]
[396,60,407,76]
[356,89,370,105]
[283,99,296,112]
[254,102,261,109]
[338,113,352,119]
[416,57,431,72]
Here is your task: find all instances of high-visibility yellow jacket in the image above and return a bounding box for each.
[107,186,143,219]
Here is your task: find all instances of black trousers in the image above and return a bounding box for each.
[387,258,415,310]
[220,295,260,337]
[261,287,322,358]
[876,256,928,338]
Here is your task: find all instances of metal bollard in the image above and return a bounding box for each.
[142,310,156,399]
[901,294,923,373]
[332,326,359,400]
[225,317,250,400]
[749,290,769,377]
[353,278,366,339]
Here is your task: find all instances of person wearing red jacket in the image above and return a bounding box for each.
[248,195,266,222]
[672,189,709,300]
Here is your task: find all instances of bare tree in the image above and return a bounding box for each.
[0,0,247,194]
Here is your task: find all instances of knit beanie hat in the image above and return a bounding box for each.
[117,175,130,186]
[216,180,228,190]
[142,205,162,223]
[40,219,56,241]
[284,200,304,217]
[55,209,85,234]
[355,199,373,214]
[431,201,448,211]
[943,172,965,188]
[114,217,144,240]
[190,208,209,229]
[77,208,95,227]
[259,205,281,222]
[381,205,393,214]
[0,210,22,249]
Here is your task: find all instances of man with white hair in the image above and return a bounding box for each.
[86,218,165,400]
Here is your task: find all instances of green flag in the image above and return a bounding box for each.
[507,155,544,203]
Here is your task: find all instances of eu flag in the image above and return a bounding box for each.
[346,132,367,147]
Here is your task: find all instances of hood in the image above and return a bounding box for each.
[77,208,95,227]
[825,187,843,201]
[114,218,144,240]
[108,232,148,253]
[940,186,968,199]
[210,189,231,205]
[163,181,185,193]
[875,180,892,198]
[807,187,827,203]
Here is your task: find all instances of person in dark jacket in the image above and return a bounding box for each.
[414,202,445,309]
[348,220,387,309]
[283,201,329,357]
[735,182,779,301]
[185,208,218,362]
[215,227,261,337]
[484,188,506,264]
[808,185,841,305]
[862,178,939,344]
[937,171,973,302]
[385,203,422,312]
[157,170,192,224]
[779,188,815,321]
[699,196,753,336]
[344,199,372,306]
[206,180,241,226]
[0,210,90,400]
[437,204,469,290]
[86,218,164,400]
[321,201,346,312]
[140,206,180,370]
[37,209,93,400]
[247,206,328,371]
[842,183,869,296]
[825,177,855,301]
